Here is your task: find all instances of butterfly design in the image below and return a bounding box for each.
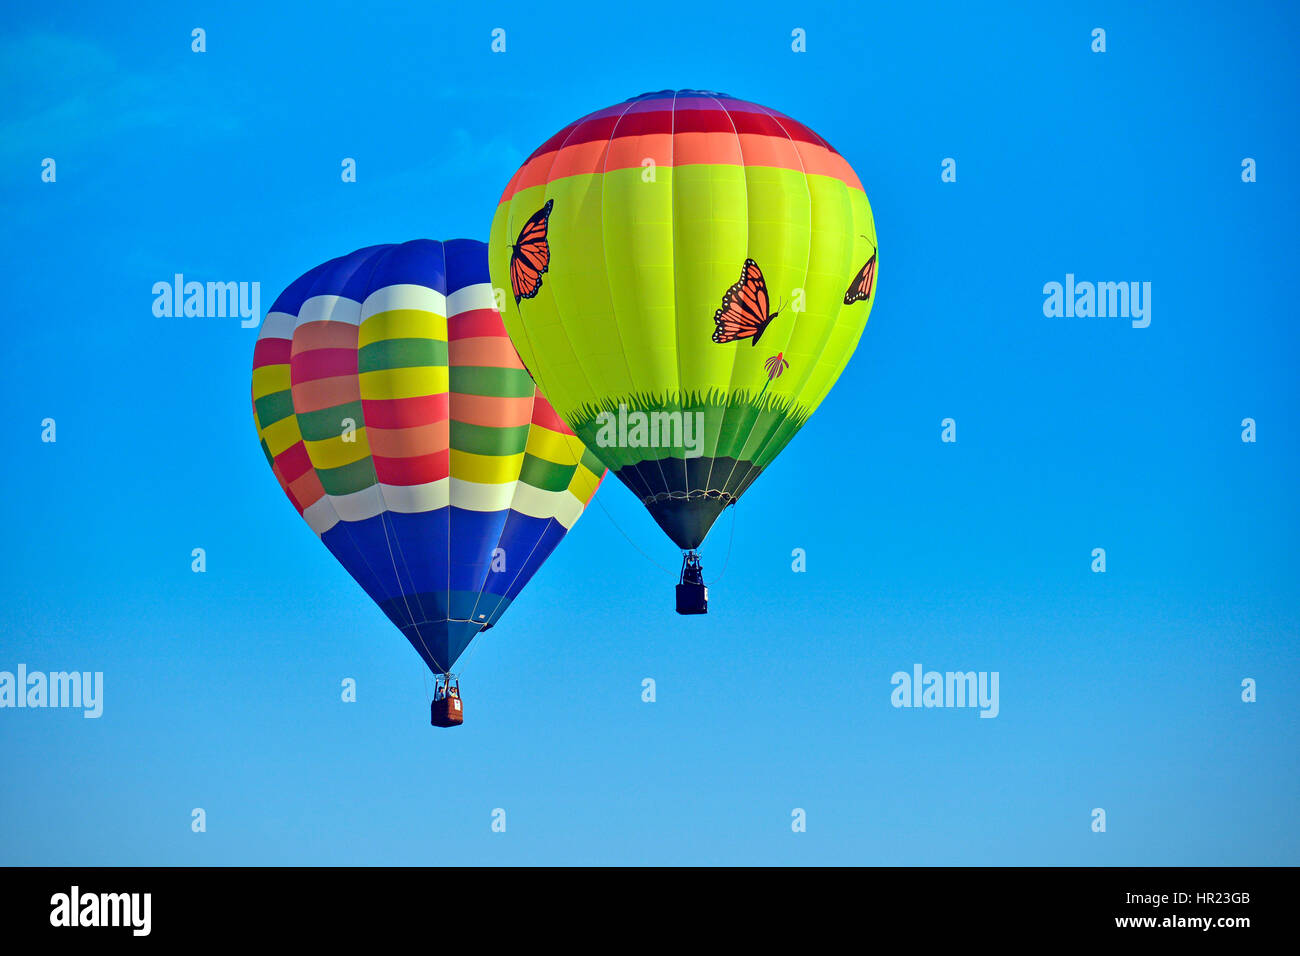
[509,199,553,304]
[764,352,789,380]
[843,238,877,305]
[712,259,782,346]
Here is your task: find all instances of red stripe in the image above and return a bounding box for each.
[372,450,449,486]
[362,394,449,429]
[273,441,313,483]
[290,347,358,385]
[525,119,586,161]
[524,105,835,161]
[448,309,510,340]
[530,395,574,435]
[765,113,836,152]
[253,337,292,368]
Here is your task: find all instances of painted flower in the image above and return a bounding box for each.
[764,352,789,380]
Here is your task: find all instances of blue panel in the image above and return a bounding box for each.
[443,238,490,292]
[397,618,483,675]
[381,509,450,597]
[320,505,565,673]
[471,512,567,625]
[364,239,447,296]
[322,515,407,612]
[268,238,491,315]
[447,507,510,595]
[269,244,392,315]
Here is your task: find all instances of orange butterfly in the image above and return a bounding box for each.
[843,238,877,305]
[509,199,553,304]
[711,258,782,346]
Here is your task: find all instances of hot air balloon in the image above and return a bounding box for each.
[251,239,604,725]
[488,90,877,612]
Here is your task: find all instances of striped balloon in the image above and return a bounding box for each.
[251,239,604,675]
[489,90,876,554]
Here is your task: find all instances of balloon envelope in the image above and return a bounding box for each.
[489,90,877,550]
[252,239,604,673]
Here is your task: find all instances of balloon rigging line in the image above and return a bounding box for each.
[591,493,678,578]
[704,502,738,587]
[458,514,558,681]
[377,511,442,683]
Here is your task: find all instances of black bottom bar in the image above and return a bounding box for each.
[0,866,1285,941]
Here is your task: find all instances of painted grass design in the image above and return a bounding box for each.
[567,388,812,471]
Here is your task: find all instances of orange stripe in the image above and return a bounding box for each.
[452,393,535,428]
[736,132,803,170]
[604,132,673,171]
[287,469,326,511]
[292,374,360,413]
[365,421,449,459]
[543,139,612,184]
[500,133,864,200]
[449,336,527,369]
[673,130,743,167]
[291,321,357,353]
[796,143,863,188]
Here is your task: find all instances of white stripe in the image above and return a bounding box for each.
[361,284,446,321]
[379,479,449,513]
[303,497,340,535]
[309,480,581,529]
[296,294,361,329]
[331,484,386,523]
[259,311,297,341]
[450,476,517,513]
[508,483,584,528]
[447,282,498,318]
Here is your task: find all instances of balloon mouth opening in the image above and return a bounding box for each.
[643,495,731,551]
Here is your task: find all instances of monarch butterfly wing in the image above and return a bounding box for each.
[510,255,541,302]
[510,200,553,302]
[860,256,876,299]
[518,232,550,275]
[747,260,770,318]
[516,201,552,248]
[712,259,769,343]
[844,254,877,304]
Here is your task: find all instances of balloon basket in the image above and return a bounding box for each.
[675,552,708,615]
[430,675,464,728]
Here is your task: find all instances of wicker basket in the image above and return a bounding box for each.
[431,694,464,727]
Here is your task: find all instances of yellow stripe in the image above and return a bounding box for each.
[359,365,449,400]
[304,430,373,469]
[567,465,601,503]
[252,364,291,400]
[525,426,586,465]
[358,309,447,348]
[450,449,523,485]
[261,414,303,458]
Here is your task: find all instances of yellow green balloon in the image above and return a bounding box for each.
[490,90,877,551]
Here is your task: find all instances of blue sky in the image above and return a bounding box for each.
[1,0,1297,865]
